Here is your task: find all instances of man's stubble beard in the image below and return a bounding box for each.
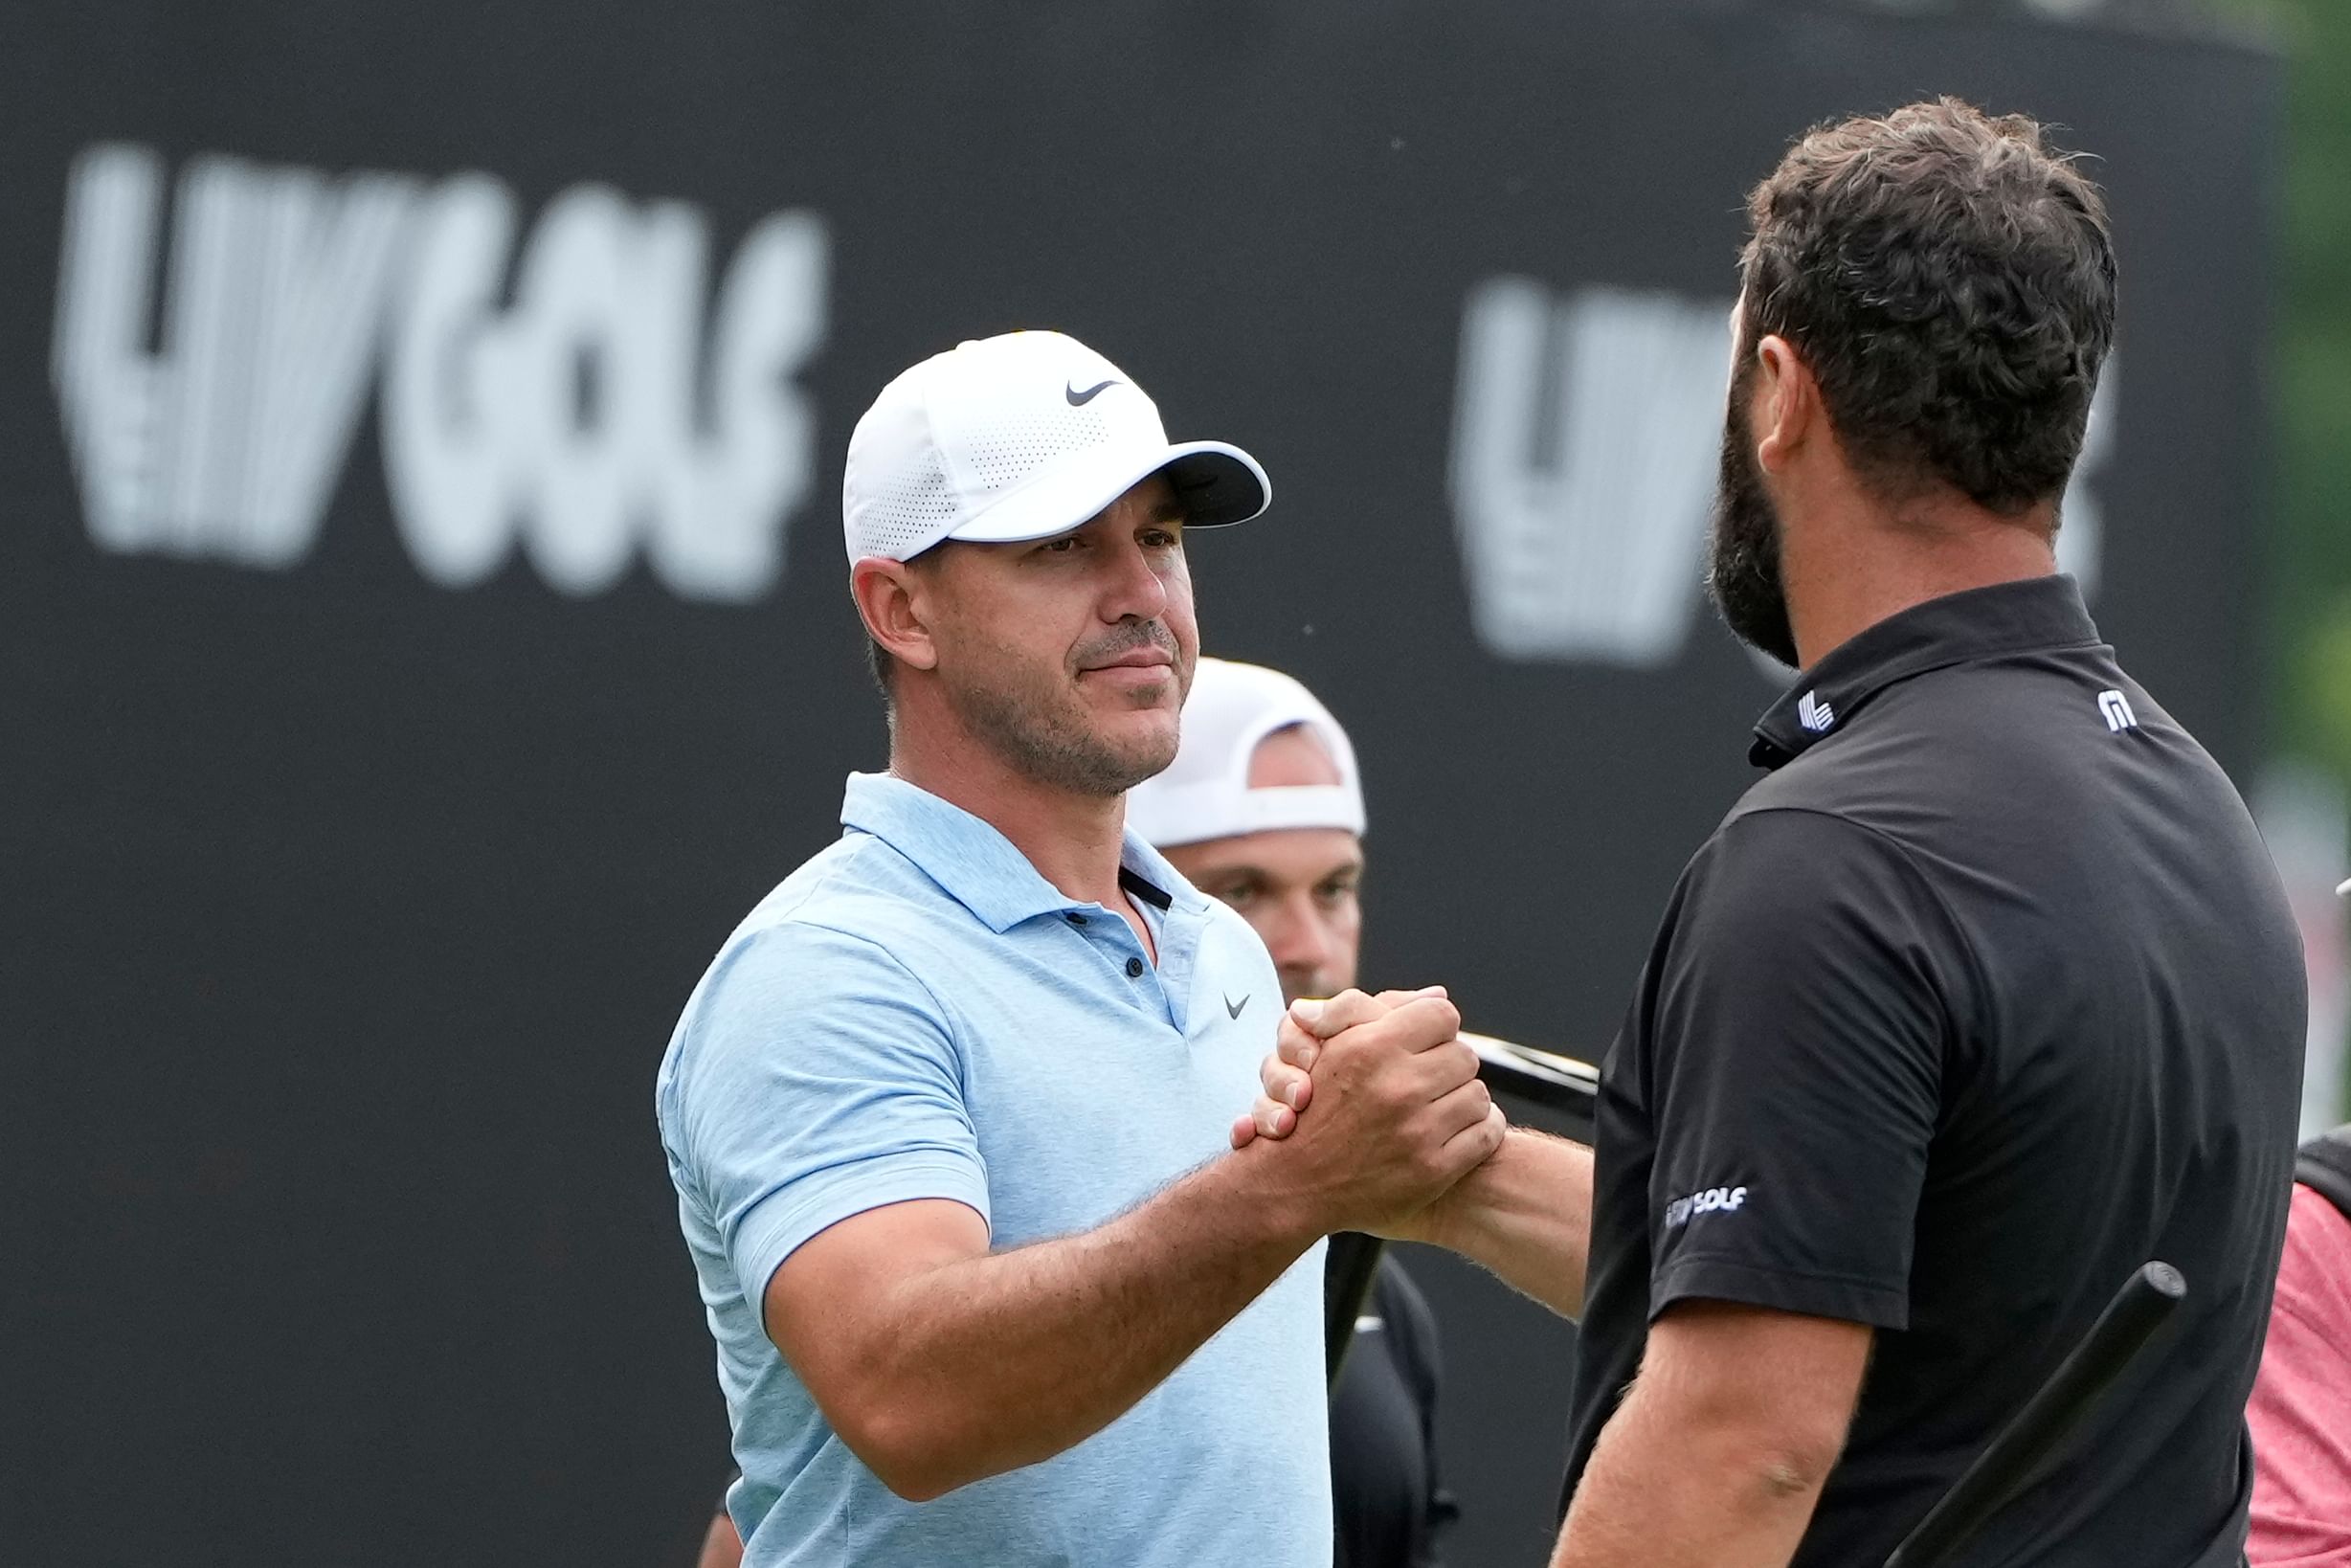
[1705,375,1802,670]
[942,623,1187,798]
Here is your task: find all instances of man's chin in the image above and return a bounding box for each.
[1081,681,1178,732]
[1118,723,1182,788]
[1076,662,1183,702]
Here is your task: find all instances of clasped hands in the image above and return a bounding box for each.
[1227,986,1509,1243]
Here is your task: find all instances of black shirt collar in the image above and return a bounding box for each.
[1749,574,2102,770]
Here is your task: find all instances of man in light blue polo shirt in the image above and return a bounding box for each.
[657,330,1504,1568]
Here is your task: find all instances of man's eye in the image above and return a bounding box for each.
[1038,536,1081,555]
[1218,885,1260,910]
[1141,528,1181,550]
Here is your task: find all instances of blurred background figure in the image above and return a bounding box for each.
[1130,656,1457,1568]
[2247,1124,2351,1567]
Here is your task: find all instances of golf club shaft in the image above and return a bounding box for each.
[1884,1261,2187,1568]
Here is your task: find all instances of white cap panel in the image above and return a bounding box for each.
[843,330,1268,564]
[1127,658,1366,849]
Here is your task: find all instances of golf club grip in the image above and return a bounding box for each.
[1324,1230,1387,1388]
[1884,1261,2188,1568]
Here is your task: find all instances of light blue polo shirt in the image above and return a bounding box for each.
[656,773,1331,1568]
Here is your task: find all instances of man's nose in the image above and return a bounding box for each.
[1098,536,1170,623]
[1261,895,1336,974]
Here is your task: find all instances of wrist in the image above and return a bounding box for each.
[1211,1138,1332,1255]
[1420,1128,1519,1252]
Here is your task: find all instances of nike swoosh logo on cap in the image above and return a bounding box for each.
[1065,378,1117,406]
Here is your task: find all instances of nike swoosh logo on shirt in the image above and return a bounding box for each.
[1225,993,1250,1019]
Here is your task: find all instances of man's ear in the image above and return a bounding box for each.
[1753,332,1821,476]
[850,556,941,672]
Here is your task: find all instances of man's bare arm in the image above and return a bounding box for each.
[1411,1127,1592,1316]
[768,994,1500,1502]
[1550,1301,1870,1568]
[769,1162,1307,1502]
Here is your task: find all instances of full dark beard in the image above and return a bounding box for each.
[1705,388,1801,668]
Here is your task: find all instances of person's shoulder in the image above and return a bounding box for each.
[1693,799,1930,913]
[705,831,1001,986]
[2272,1183,2351,1350]
[1656,802,1968,1007]
[659,840,958,1100]
[733,830,932,937]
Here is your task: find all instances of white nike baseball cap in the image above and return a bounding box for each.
[1126,658,1366,848]
[843,330,1271,564]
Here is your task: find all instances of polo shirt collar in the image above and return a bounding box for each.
[840,772,1203,932]
[1749,573,2101,770]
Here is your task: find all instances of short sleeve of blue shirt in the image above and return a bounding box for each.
[667,921,990,1310]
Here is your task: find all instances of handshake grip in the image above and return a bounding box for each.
[1271,993,1518,1202]
[1318,1024,1601,1389]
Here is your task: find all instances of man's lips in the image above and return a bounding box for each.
[1081,648,1175,674]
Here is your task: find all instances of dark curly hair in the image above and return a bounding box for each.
[1737,97,2116,517]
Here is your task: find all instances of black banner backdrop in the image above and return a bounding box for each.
[0,3,2274,1564]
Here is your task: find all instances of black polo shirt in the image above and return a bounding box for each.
[1560,575,2305,1567]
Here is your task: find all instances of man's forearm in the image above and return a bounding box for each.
[1550,1371,1832,1568]
[851,1144,1316,1499]
[1422,1127,1594,1318]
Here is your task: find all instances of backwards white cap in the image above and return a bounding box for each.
[842,330,1270,564]
[1127,658,1366,849]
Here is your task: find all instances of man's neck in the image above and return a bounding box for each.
[1781,490,2059,670]
[886,715,1131,912]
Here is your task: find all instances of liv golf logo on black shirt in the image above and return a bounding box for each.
[51,144,831,601]
[1663,1185,1747,1229]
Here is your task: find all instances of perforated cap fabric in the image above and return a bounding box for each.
[1126,659,1366,850]
[842,330,1270,564]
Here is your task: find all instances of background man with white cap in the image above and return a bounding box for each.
[1130,656,1459,1568]
[656,330,1503,1568]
